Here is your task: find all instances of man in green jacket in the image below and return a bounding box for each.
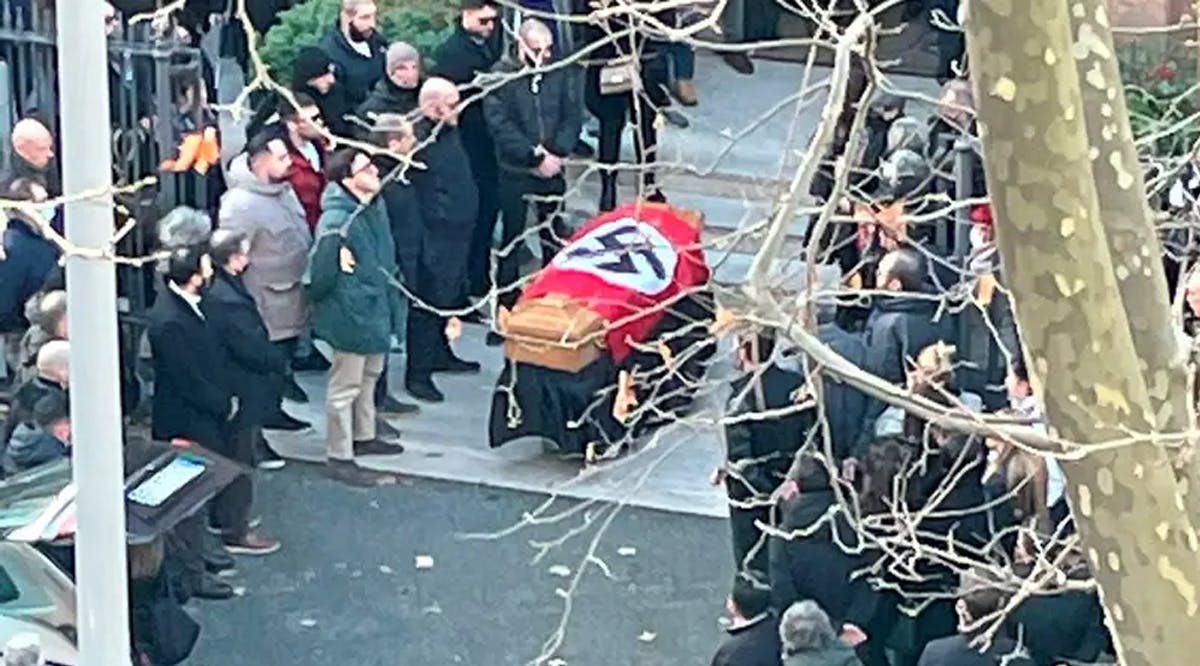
[305,148,405,487]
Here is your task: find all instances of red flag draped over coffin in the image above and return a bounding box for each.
[519,203,711,363]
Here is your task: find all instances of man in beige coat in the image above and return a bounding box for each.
[219,127,314,413]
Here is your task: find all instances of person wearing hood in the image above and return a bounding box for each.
[305,148,405,487]
[0,118,59,197]
[710,577,782,666]
[5,389,70,475]
[482,18,581,342]
[405,78,483,403]
[850,247,953,463]
[219,127,314,406]
[356,42,422,130]
[778,601,864,666]
[431,0,503,300]
[319,0,388,110]
[1,339,68,448]
[0,178,58,379]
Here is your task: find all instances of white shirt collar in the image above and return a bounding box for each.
[168,281,204,319]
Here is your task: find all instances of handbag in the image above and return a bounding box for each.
[598,56,641,96]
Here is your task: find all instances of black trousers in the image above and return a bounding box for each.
[729,504,771,582]
[467,157,501,299]
[209,423,256,539]
[496,172,567,310]
[596,96,659,190]
[405,268,454,381]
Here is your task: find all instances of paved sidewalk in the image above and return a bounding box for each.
[267,324,734,519]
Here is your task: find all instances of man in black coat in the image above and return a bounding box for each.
[200,230,283,555]
[482,18,581,342]
[404,78,483,403]
[248,47,355,141]
[1008,558,1112,665]
[769,452,879,652]
[147,246,236,456]
[852,247,953,460]
[918,582,1035,666]
[717,329,812,581]
[431,0,502,300]
[319,0,388,110]
[710,577,782,666]
[0,119,59,196]
[356,42,422,130]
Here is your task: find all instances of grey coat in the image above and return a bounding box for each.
[218,154,313,341]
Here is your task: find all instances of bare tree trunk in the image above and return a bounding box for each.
[964,1,1200,664]
[1066,0,1200,512]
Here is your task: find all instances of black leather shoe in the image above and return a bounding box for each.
[721,52,755,75]
[432,356,481,374]
[203,545,235,573]
[405,377,445,403]
[281,377,309,404]
[486,332,504,347]
[292,353,331,372]
[374,417,401,443]
[194,574,235,600]
[262,411,310,431]
[599,175,617,212]
[377,394,420,416]
[354,438,405,456]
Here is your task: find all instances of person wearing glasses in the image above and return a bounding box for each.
[305,148,406,487]
[481,18,581,345]
[431,0,504,305]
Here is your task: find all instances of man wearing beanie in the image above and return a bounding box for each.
[319,0,389,109]
[245,47,354,142]
[356,42,423,129]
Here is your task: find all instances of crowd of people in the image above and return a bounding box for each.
[0,1,1148,665]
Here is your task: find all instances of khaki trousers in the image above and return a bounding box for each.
[326,351,385,461]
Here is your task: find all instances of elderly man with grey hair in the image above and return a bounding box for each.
[779,601,863,666]
[319,0,389,107]
[357,41,423,125]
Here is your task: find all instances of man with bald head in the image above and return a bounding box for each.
[403,77,482,403]
[2,118,58,196]
[483,19,581,344]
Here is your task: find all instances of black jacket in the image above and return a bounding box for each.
[815,322,868,460]
[247,82,355,141]
[724,364,812,501]
[0,215,58,333]
[0,153,60,197]
[147,284,233,448]
[431,25,502,177]
[318,25,388,109]
[1009,586,1111,665]
[378,170,424,287]
[482,56,582,173]
[769,489,880,628]
[856,294,952,453]
[409,119,479,307]
[710,613,782,666]
[200,269,287,423]
[574,0,672,114]
[955,249,1019,408]
[356,76,421,130]
[917,633,1035,666]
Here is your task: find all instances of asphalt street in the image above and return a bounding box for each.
[188,464,733,666]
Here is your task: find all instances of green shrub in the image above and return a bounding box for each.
[259,0,458,87]
[1117,38,1199,157]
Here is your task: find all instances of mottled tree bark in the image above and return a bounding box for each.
[964,1,1200,664]
[1066,0,1200,513]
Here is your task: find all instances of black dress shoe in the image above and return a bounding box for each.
[374,417,402,443]
[433,356,481,374]
[573,138,595,158]
[194,574,235,600]
[281,377,309,403]
[354,438,405,456]
[486,331,504,347]
[377,394,420,416]
[405,377,445,403]
[721,52,755,75]
[662,108,689,129]
[262,411,310,431]
[292,353,331,372]
[203,546,235,573]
